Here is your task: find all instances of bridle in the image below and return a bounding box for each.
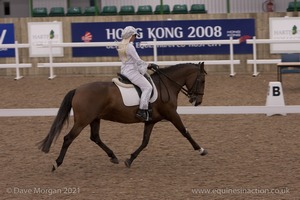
[185,69,205,98]
[153,66,205,102]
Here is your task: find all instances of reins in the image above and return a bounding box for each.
[151,68,191,98]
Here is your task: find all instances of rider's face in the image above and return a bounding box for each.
[130,34,136,42]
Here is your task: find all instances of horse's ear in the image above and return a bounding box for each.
[198,62,206,74]
[198,62,204,68]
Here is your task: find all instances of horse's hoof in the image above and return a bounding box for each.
[52,162,58,172]
[110,157,119,164]
[124,159,132,168]
[199,148,208,156]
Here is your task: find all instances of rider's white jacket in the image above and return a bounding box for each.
[120,43,148,80]
[120,42,152,110]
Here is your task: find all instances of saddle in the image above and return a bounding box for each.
[112,73,158,107]
[113,73,154,98]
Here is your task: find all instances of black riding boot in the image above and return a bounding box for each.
[136,109,150,121]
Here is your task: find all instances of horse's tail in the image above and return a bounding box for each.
[38,89,76,153]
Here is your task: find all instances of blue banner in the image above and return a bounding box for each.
[71,19,255,57]
[0,23,15,57]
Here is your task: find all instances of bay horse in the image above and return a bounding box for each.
[39,62,207,171]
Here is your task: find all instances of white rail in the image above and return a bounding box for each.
[37,37,240,79]
[140,37,240,77]
[246,37,300,76]
[0,41,32,80]
[35,41,118,48]
[1,106,300,117]
[3,38,300,79]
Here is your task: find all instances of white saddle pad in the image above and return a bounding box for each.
[112,76,158,107]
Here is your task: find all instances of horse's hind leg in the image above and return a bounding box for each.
[52,124,84,172]
[125,123,155,168]
[168,112,208,156]
[90,119,119,164]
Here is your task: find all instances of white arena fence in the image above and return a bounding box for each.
[139,38,239,77]
[37,37,240,79]
[0,41,32,80]
[1,37,300,79]
[246,37,300,76]
[1,37,240,79]
[1,106,300,117]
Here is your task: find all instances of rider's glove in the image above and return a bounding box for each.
[148,63,159,70]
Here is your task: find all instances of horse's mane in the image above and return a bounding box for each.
[152,63,202,76]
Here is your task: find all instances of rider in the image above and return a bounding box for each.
[117,26,159,122]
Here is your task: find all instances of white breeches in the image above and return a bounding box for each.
[123,71,152,110]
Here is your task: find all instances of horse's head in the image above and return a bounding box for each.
[151,62,206,106]
[185,62,206,106]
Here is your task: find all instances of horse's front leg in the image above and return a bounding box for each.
[125,122,155,168]
[167,111,208,156]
